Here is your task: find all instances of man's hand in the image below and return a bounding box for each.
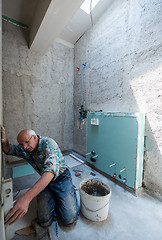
[5,193,30,225]
[5,172,54,225]
[1,126,10,153]
[1,126,7,143]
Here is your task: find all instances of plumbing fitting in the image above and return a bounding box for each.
[109,163,116,167]
[90,155,98,162]
[113,173,117,178]
[122,178,127,184]
[120,168,126,173]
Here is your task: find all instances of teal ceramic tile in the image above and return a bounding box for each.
[13,164,34,178]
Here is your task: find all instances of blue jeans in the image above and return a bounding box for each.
[37,169,78,227]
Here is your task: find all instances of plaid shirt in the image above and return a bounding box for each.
[7,135,67,178]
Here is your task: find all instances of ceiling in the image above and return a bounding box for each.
[2,0,113,53]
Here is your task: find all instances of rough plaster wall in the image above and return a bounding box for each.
[74,0,162,194]
[2,21,74,155]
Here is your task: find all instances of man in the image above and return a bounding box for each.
[1,126,78,228]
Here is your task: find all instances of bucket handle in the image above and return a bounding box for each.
[81,201,109,213]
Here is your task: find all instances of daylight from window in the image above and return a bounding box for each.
[80,0,100,14]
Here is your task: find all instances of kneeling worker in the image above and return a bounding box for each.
[1,126,78,228]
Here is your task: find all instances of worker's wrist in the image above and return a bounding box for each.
[2,144,10,154]
[24,190,34,203]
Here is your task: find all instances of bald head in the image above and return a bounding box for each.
[17,129,36,142]
[17,129,38,152]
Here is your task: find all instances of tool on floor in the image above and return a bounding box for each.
[75,172,81,177]
[73,169,83,177]
[80,172,96,179]
[73,169,83,172]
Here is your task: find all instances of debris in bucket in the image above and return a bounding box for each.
[80,179,111,222]
[81,179,109,196]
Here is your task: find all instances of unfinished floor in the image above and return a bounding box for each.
[10,154,162,240]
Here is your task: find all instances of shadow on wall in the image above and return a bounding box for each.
[129,63,162,195]
[143,117,162,194]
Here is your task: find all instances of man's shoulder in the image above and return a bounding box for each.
[39,136,58,148]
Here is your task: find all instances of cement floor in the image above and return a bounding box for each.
[11,155,162,240]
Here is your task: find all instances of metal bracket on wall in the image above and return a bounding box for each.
[2,178,15,240]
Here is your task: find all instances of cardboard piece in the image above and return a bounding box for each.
[15,226,35,236]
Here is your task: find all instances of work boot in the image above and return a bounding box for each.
[31,219,49,240]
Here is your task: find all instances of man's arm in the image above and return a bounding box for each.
[5,171,54,225]
[1,126,10,153]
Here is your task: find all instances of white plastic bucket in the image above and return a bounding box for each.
[79,179,111,222]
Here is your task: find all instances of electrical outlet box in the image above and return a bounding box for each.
[91,118,99,125]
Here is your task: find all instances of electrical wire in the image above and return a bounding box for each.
[81,66,84,106]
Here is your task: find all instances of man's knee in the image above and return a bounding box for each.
[39,214,78,227]
[38,217,54,228]
[61,212,78,226]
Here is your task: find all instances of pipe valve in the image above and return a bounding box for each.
[86,151,95,156]
[109,163,116,167]
[113,173,117,178]
[122,178,127,184]
[120,168,126,173]
[90,155,98,162]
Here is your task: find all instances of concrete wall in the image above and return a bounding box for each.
[74,0,162,194]
[0,0,2,206]
[2,21,74,153]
